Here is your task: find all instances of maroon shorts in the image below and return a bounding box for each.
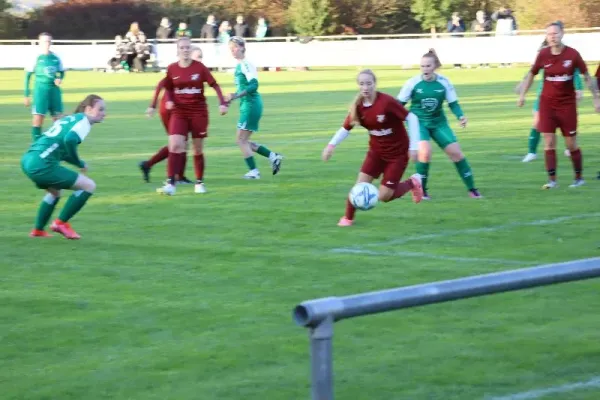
[168,112,209,139]
[538,101,577,137]
[360,150,409,190]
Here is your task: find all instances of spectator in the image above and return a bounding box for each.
[255,17,269,40]
[125,22,143,42]
[217,21,232,71]
[201,15,218,42]
[176,21,192,38]
[107,35,128,72]
[218,21,231,43]
[471,10,492,36]
[234,15,249,37]
[156,17,172,40]
[133,32,152,72]
[492,7,517,67]
[447,12,465,68]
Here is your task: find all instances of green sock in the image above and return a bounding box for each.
[35,193,61,230]
[58,191,93,223]
[454,158,475,190]
[244,156,257,170]
[31,126,42,142]
[255,145,273,158]
[528,128,540,154]
[416,162,430,192]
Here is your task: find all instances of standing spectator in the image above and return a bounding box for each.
[156,17,173,40]
[201,15,218,42]
[255,17,269,40]
[492,6,517,67]
[176,21,192,38]
[471,10,492,67]
[218,21,231,43]
[447,12,465,68]
[234,15,249,37]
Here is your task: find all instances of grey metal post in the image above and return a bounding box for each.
[309,316,334,400]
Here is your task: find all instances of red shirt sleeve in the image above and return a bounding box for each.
[573,49,588,75]
[530,50,543,76]
[202,63,226,105]
[386,96,409,121]
[163,65,174,103]
[342,114,354,131]
[150,78,166,108]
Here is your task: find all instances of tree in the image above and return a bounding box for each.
[513,0,590,29]
[334,0,420,34]
[288,0,335,36]
[411,0,466,31]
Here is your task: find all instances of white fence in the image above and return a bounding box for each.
[2,30,600,70]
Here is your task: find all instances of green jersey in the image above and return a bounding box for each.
[397,74,463,125]
[234,60,261,105]
[26,113,90,169]
[24,52,64,97]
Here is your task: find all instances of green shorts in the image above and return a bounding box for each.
[32,85,63,116]
[533,96,540,112]
[420,121,457,149]
[21,154,78,190]
[237,100,263,133]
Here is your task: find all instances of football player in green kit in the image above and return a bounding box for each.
[225,36,283,179]
[21,95,106,240]
[24,32,65,141]
[397,49,481,199]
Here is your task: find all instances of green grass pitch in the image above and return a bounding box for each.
[1,66,599,400]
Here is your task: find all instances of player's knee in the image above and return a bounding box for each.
[83,179,97,193]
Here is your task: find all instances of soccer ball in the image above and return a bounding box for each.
[349,182,379,211]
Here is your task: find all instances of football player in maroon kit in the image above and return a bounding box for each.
[518,22,600,189]
[322,69,423,227]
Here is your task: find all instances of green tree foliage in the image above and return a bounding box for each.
[288,0,335,36]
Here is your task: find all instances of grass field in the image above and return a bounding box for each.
[1,66,600,400]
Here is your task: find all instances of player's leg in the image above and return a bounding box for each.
[159,115,188,195]
[190,116,208,193]
[415,125,433,199]
[523,107,540,162]
[237,128,261,179]
[246,102,284,176]
[559,105,584,187]
[49,86,64,122]
[338,151,381,227]
[30,88,48,141]
[139,109,171,182]
[434,123,481,198]
[378,156,423,204]
[30,188,62,237]
[538,103,559,188]
[51,173,96,239]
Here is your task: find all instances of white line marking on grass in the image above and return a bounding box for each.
[487,376,600,400]
[330,248,528,266]
[353,213,600,248]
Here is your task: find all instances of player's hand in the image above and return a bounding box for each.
[575,90,583,103]
[165,101,174,110]
[458,116,468,128]
[517,96,525,107]
[146,107,156,117]
[322,145,334,162]
[54,79,62,86]
[225,93,235,103]
[24,97,31,107]
[80,164,88,174]
[219,104,228,115]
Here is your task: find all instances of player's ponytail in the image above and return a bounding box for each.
[74,94,103,114]
[424,48,442,69]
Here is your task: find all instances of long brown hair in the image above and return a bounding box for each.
[424,48,442,69]
[349,69,377,125]
[74,94,103,114]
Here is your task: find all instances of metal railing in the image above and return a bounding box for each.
[293,257,600,400]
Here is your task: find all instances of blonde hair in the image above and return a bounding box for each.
[229,36,246,53]
[191,45,202,60]
[129,22,140,35]
[423,48,442,69]
[349,69,377,125]
[74,94,103,114]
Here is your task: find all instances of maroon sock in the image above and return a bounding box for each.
[167,152,178,185]
[147,146,168,168]
[544,149,557,181]
[570,148,583,180]
[194,154,204,181]
[345,199,356,220]
[180,152,188,178]
[392,179,414,200]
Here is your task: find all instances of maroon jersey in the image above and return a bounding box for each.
[150,77,166,109]
[342,92,410,159]
[531,46,588,105]
[164,60,217,114]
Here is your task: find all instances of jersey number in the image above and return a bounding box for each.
[39,143,59,159]
[44,115,76,137]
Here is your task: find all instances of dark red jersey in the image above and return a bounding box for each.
[164,60,222,114]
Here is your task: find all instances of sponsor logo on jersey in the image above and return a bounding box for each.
[43,66,57,77]
[545,74,573,82]
[191,74,200,81]
[563,60,572,68]
[174,87,203,94]
[416,88,424,94]
[377,114,385,123]
[421,98,439,112]
[369,128,393,136]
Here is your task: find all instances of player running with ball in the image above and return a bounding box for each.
[322,69,423,227]
[24,32,65,141]
[397,49,481,199]
[21,95,105,239]
[225,36,283,179]
[518,21,600,188]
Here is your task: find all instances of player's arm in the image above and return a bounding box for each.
[63,131,86,169]
[229,62,259,101]
[162,68,175,108]
[24,71,33,97]
[322,115,354,161]
[56,57,65,84]
[388,99,419,152]
[595,64,600,90]
[150,78,166,108]
[518,53,543,105]
[396,78,415,106]
[204,67,227,106]
[574,53,598,100]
